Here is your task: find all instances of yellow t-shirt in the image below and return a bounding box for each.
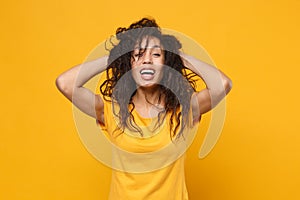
[99,99,194,200]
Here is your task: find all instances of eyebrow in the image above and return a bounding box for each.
[134,45,162,50]
[150,45,162,49]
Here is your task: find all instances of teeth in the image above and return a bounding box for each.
[140,69,155,75]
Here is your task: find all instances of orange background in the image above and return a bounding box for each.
[1,0,299,199]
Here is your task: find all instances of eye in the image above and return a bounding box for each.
[132,53,143,61]
[134,51,144,57]
[153,53,161,57]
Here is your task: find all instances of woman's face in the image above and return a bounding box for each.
[131,36,164,88]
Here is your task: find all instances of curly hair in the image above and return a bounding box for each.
[100,17,198,139]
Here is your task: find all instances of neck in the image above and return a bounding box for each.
[133,85,164,109]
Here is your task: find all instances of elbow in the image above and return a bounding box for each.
[223,77,233,95]
[55,75,73,99]
[55,75,66,92]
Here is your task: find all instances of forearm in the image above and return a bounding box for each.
[56,56,108,101]
[180,53,232,106]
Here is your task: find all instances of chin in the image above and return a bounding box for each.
[136,81,159,89]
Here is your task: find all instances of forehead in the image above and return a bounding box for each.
[134,36,162,49]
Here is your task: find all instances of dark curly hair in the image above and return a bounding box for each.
[100,17,198,139]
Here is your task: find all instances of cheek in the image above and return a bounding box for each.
[130,58,135,68]
[131,60,141,69]
[131,67,140,78]
[157,67,165,81]
[159,58,165,66]
[131,56,138,67]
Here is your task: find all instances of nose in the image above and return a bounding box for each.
[142,50,152,64]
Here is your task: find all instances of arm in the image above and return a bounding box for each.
[180,53,232,122]
[55,56,108,122]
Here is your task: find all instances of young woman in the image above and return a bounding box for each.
[56,18,232,200]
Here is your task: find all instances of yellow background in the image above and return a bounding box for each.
[1,0,299,199]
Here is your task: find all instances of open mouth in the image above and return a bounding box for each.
[139,68,156,81]
[140,69,155,75]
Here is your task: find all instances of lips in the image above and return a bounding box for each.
[140,69,155,75]
[140,68,155,80]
